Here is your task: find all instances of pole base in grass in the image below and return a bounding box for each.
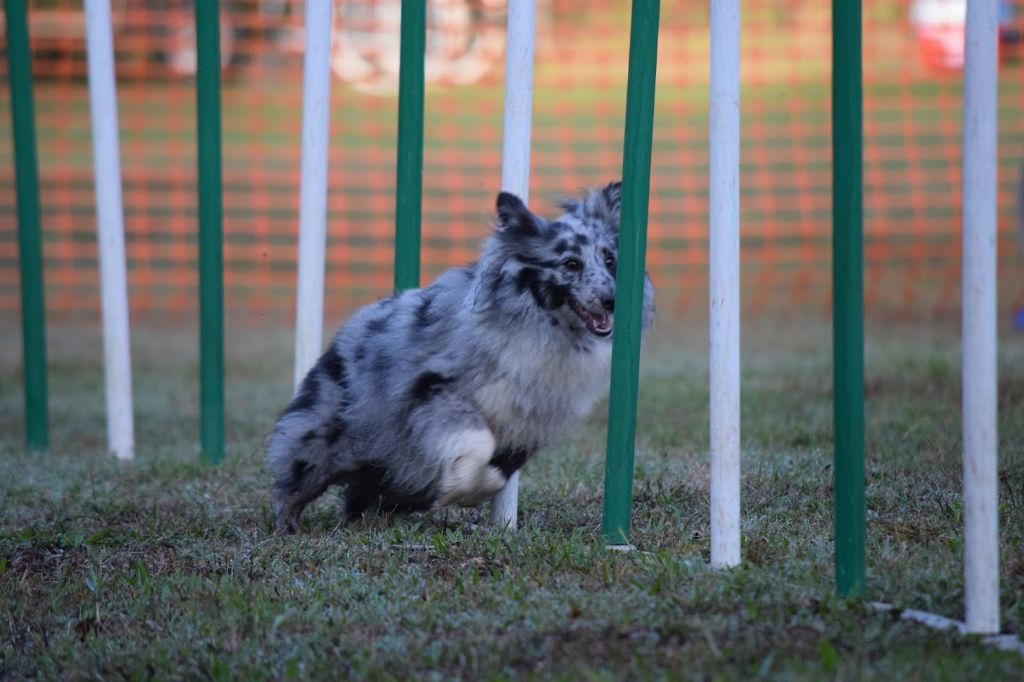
[870,603,1024,656]
[606,543,637,552]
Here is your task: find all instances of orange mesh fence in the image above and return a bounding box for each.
[1,0,1023,323]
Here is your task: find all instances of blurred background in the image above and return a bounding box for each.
[1,0,1023,325]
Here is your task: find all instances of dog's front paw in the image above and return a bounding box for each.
[448,464,508,508]
[437,429,507,507]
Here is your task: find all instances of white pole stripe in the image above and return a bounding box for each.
[490,0,536,530]
[962,0,1000,635]
[85,0,134,460]
[709,0,741,567]
[294,0,335,388]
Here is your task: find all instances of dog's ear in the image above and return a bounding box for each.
[599,181,622,212]
[581,181,621,233]
[496,192,545,239]
[558,196,582,215]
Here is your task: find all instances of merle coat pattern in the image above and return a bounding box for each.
[267,182,655,533]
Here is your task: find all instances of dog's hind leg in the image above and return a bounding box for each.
[273,457,344,533]
[268,418,358,534]
[343,465,437,519]
[342,466,381,520]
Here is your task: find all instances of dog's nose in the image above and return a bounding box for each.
[601,296,615,312]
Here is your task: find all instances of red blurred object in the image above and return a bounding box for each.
[0,0,291,79]
[910,0,1023,71]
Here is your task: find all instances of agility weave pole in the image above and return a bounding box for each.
[293,0,335,388]
[490,0,538,530]
[394,0,427,293]
[602,0,660,546]
[831,0,866,599]
[961,0,1000,636]
[708,0,742,569]
[196,0,226,464]
[85,0,135,460]
[4,0,50,452]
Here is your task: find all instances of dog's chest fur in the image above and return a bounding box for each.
[471,332,613,448]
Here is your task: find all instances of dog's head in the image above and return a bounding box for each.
[490,182,623,338]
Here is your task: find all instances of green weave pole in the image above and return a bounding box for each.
[196,0,225,464]
[393,0,426,292]
[4,0,50,451]
[602,0,660,545]
[832,0,865,598]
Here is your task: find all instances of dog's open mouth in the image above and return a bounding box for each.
[570,299,613,337]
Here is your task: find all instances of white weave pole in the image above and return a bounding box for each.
[293,0,335,387]
[709,0,741,567]
[85,0,135,460]
[490,0,536,530]
[962,0,1000,635]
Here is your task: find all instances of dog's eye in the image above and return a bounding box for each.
[604,253,616,268]
[563,258,582,272]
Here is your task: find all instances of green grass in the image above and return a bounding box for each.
[1,318,1023,679]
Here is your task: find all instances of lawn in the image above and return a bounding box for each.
[1,316,1023,679]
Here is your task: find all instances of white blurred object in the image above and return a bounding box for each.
[331,0,507,94]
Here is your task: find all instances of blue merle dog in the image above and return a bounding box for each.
[267,181,655,533]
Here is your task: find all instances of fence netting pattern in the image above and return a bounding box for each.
[1,0,1022,321]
